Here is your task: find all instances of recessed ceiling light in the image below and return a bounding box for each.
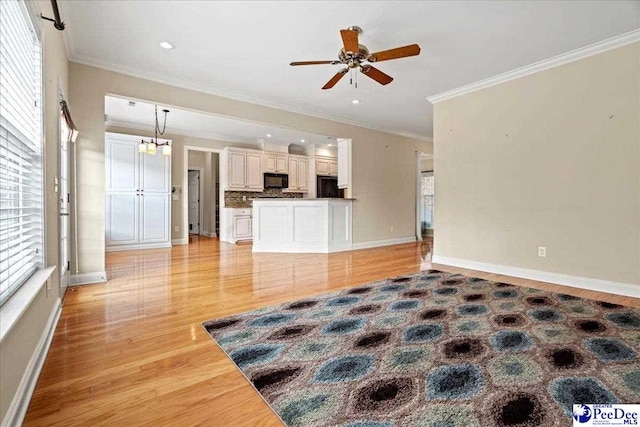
[328,144,333,147]
[128,101,136,107]
[300,139,306,143]
[352,99,361,104]
[159,41,175,49]
[266,134,272,137]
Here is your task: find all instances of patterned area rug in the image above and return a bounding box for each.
[203,270,640,426]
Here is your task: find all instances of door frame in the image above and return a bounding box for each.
[182,146,223,243]
[187,168,204,235]
[58,85,71,299]
[415,152,432,241]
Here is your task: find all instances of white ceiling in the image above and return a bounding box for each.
[62,1,640,139]
[104,95,336,148]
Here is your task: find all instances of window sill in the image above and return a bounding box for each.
[0,266,56,342]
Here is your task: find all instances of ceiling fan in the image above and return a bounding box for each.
[290,26,420,90]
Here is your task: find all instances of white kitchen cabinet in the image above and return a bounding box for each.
[264,153,288,174]
[232,208,252,241]
[225,148,263,191]
[337,139,351,189]
[105,133,171,251]
[315,157,338,176]
[287,156,308,192]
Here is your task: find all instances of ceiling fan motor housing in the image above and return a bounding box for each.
[338,44,370,68]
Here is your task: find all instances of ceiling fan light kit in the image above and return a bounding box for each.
[290,26,420,90]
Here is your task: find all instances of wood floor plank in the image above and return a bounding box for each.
[23,236,639,425]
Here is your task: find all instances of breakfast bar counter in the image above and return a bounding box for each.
[251,198,353,253]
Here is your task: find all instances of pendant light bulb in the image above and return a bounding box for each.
[147,142,157,155]
[162,144,172,156]
[139,141,147,153]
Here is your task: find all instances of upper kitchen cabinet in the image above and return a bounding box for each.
[315,156,338,176]
[287,155,308,192]
[263,152,288,174]
[225,148,263,191]
[337,139,352,189]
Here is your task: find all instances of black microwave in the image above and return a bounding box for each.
[264,173,288,189]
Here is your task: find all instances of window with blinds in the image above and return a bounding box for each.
[0,0,44,305]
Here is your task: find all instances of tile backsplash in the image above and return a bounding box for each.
[224,188,302,208]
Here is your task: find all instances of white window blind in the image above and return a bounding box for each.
[0,0,44,305]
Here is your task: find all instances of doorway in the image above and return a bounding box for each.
[188,169,202,234]
[59,109,71,298]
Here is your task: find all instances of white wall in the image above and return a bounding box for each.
[433,43,640,286]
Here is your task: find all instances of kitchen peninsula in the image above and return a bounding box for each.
[252,199,353,253]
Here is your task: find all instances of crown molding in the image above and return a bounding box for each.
[427,29,640,104]
[105,119,253,146]
[68,53,432,142]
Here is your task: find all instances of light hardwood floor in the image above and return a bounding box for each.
[24,237,639,426]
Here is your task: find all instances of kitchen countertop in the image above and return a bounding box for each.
[250,198,356,201]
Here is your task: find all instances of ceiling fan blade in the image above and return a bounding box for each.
[322,69,348,90]
[290,60,335,66]
[368,44,421,62]
[340,29,359,53]
[360,65,393,85]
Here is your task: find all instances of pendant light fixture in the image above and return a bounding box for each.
[139,105,171,156]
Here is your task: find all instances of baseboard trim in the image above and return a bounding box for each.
[172,238,188,245]
[200,231,217,238]
[105,242,172,252]
[352,237,416,251]
[2,298,62,427]
[71,271,108,286]
[432,255,640,299]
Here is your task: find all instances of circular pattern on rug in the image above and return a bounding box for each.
[379,284,407,292]
[419,308,447,320]
[267,324,316,340]
[452,319,492,336]
[494,289,519,299]
[528,308,563,322]
[490,330,533,353]
[354,331,393,349]
[488,392,545,427]
[524,296,554,306]
[230,343,285,369]
[440,278,464,286]
[487,354,543,386]
[573,319,607,333]
[406,403,481,427]
[493,313,527,327]
[425,364,485,400]
[251,365,303,393]
[457,304,489,316]
[606,312,640,329]
[346,287,373,295]
[596,301,624,309]
[313,355,375,383]
[386,348,433,373]
[550,377,618,415]
[326,296,362,307]
[389,299,421,311]
[321,317,366,335]
[276,391,337,427]
[403,323,443,343]
[544,346,585,370]
[285,300,318,310]
[349,304,383,315]
[585,337,637,362]
[248,313,296,328]
[433,287,458,296]
[350,377,417,414]
[403,289,430,298]
[464,293,487,302]
[441,338,486,361]
[283,338,338,361]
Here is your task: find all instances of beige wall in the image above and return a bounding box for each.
[433,43,640,285]
[1,1,68,422]
[421,158,433,172]
[71,63,431,274]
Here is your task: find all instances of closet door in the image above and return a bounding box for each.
[106,137,139,192]
[140,151,170,193]
[140,193,170,243]
[106,192,139,245]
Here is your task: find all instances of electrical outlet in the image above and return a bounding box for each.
[390,226,394,233]
[538,246,547,257]
[242,196,247,201]
[174,226,179,232]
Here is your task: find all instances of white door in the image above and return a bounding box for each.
[106,137,139,192]
[316,159,330,175]
[229,152,246,188]
[188,170,200,234]
[140,150,170,193]
[106,192,139,245]
[140,193,170,242]
[246,153,263,189]
[276,156,288,173]
[59,113,71,298]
